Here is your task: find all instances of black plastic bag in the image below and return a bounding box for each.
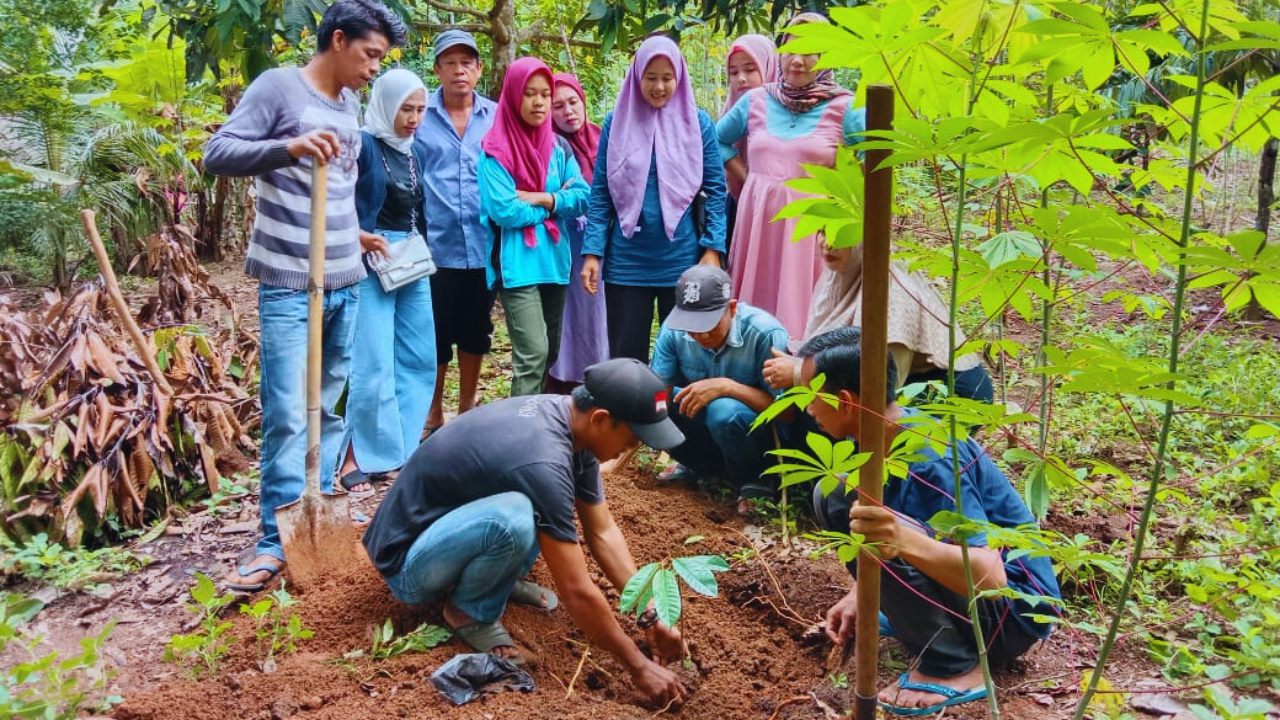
[429,653,536,705]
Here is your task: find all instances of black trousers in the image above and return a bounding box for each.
[813,483,1040,678]
[603,283,676,363]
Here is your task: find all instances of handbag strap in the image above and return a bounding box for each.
[376,140,419,236]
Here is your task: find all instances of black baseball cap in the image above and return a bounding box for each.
[582,359,685,450]
[666,265,733,333]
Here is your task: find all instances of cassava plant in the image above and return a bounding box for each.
[761,0,1280,714]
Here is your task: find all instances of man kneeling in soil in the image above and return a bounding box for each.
[363,359,687,707]
[799,327,1061,715]
[650,265,792,515]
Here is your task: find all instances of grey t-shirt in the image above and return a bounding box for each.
[204,67,364,290]
[363,395,604,577]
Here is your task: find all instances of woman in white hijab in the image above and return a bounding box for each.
[338,68,436,496]
[762,235,993,403]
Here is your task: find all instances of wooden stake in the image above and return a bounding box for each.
[854,84,895,720]
[80,210,174,396]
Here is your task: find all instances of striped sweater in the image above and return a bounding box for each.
[205,67,365,290]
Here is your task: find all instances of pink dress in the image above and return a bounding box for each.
[729,89,851,340]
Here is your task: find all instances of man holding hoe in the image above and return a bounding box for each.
[204,0,407,592]
[363,358,689,708]
[798,327,1061,715]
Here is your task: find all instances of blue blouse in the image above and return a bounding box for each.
[582,109,727,287]
[479,144,590,290]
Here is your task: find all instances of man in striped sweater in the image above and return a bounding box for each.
[205,0,406,592]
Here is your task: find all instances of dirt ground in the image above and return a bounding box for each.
[5,458,1170,720]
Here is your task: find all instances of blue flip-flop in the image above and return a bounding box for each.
[225,548,284,593]
[879,611,896,638]
[879,671,988,716]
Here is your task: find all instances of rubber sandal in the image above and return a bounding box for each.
[339,469,375,498]
[509,580,558,612]
[878,671,988,716]
[879,611,895,638]
[421,424,443,442]
[225,548,284,593]
[450,620,525,665]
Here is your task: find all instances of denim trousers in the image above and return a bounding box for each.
[812,482,1040,678]
[666,395,778,500]
[344,230,438,473]
[256,282,360,561]
[386,492,540,623]
[499,283,567,397]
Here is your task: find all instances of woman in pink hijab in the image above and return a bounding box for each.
[716,13,865,342]
[579,35,728,363]
[478,57,590,397]
[722,34,778,198]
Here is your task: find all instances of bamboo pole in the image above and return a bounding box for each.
[854,84,894,720]
[80,209,174,396]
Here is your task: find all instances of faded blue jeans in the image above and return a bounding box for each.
[386,492,540,623]
[343,230,437,473]
[667,395,777,500]
[256,283,360,561]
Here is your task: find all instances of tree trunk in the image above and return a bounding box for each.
[1245,137,1277,321]
[487,0,516,92]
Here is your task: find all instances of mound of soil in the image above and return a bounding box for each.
[108,465,1108,720]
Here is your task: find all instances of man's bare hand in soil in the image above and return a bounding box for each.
[632,661,687,709]
[645,621,685,665]
[825,585,858,647]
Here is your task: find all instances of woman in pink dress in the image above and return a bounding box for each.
[716,13,865,341]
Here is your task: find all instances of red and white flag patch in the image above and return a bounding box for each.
[654,391,668,414]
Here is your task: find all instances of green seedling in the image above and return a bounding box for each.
[344,619,451,662]
[164,572,235,676]
[1,592,120,720]
[619,554,730,630]
[239,581,312,670]
[0,533,149,592]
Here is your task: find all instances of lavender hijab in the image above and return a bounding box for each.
[606,36,703,241]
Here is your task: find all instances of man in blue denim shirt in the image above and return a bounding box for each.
[417,29,498,435]
[650,266,790,514]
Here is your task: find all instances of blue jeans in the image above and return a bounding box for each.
[256,283,360,561]
[386,492,540,623]
[344,230,438,473]
[667,395,778,500]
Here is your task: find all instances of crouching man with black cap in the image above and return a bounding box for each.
[363,359,687,707]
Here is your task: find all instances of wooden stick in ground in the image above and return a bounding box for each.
[80,209,174,396]
[854,83,895,720]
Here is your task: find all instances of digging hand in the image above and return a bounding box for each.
[645,622,685,665]
[824,585,858,646]
[632,660,687,709]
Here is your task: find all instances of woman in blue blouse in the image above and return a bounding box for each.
[479,57,590,397]
[580,36,728,363]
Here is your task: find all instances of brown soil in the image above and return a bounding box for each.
[67,464,1127,720]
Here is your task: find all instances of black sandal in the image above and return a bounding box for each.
[339,469,376,498]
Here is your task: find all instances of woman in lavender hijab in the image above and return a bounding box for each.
[580,35,728,363]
